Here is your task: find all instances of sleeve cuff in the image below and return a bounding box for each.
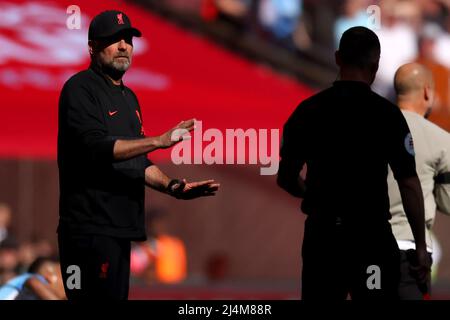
[92,138,116,163]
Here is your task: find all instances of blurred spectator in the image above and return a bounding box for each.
[418,0,449,28]
[0,257,66,300]
[0,238,20,284]
[258,0,304,49]
[130,209,187,285]
[373,0,418,100]
[393,0,423,32]
[0,203,13,245]
[201,0,253,32]
[416,23,450,131]
[334,0,371,47]
[15,238,55,274]
[434,15,450,69]
[17,242,37,274]
[33,238,54,258]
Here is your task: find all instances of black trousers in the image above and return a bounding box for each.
[398,249,433,300]
[58,232,131,300]
[301,216,400,300]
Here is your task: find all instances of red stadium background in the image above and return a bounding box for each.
[0,0,312,160]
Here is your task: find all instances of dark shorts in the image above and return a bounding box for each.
[301,215,401,300]
[58,232,131,300]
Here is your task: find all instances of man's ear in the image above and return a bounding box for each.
[88,40,95,55]
[424,85,430,101]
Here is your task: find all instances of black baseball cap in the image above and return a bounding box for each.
[88,10,142,40]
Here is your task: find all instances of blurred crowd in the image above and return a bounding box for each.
[152,0,450,131]
[0,203,54,283]
[0,203,65,299]
[0,202,229,299]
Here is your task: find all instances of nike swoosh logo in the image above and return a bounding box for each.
[108,110,118,116]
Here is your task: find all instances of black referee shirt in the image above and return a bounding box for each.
[280,81,418,223]
[57,63,152,240]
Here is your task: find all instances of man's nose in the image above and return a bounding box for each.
[117,39,127,50]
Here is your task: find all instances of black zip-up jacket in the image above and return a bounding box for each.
[57,63,152,240]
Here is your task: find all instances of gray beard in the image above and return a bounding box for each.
[93,55,131,81]
[96,54,131,73]
[111,58,130,72]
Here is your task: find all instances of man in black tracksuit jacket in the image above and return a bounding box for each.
[57,10,219,300]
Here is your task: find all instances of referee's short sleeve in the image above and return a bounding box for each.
[59,80,115,163]
[280,104,308,167]
[387,106,417,181]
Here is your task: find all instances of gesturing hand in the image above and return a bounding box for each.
[168,179,220,200]
[158,119,195,149]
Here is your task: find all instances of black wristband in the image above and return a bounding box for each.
[167,179,184,198]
